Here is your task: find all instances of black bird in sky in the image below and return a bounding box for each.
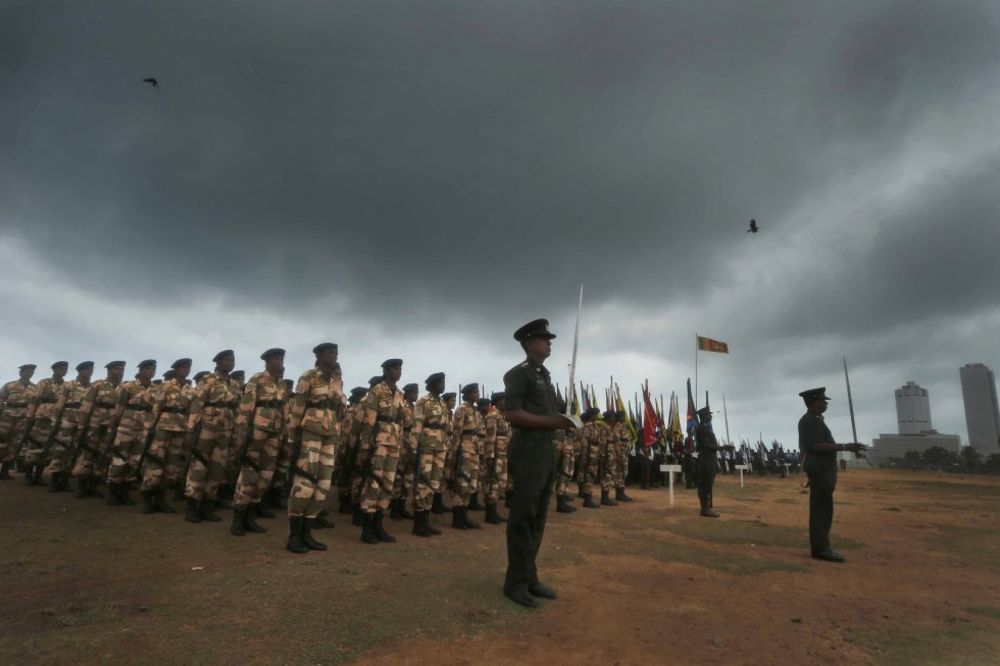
[141,77,159,91]
[747,219,759,234]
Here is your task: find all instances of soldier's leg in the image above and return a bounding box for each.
[360,443,388,515]
[202,430,231,502]
[808,473,835,555]
[184,429,215,501]
[233,429,264,511]
[0,416,12,468]
[253,432,280,507]
[140,432,169,493]
[304,434,336,519]
[165,432,187,499]
[428,448,445,513]
[504,436,557,596]
[415,449,435,512]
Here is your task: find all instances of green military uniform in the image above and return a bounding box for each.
[694,407,720,517]
[798,387,840,557]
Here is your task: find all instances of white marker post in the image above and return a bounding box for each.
[734,464,750,488]
[659,464,683,507]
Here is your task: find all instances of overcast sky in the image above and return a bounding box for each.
[3,1,999,450]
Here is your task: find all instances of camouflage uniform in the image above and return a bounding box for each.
[482,406,511,505]
[106,379,155,485]
[0,379,35,466]
[576,420,604,498]
[412,392,448,512]
[45,379,90,477]
[184,373,240,501]
[143,378,194,492]
[348,399,374,507]
[22,376,66,468]
[287,367,344,519]
[450,399,482,508]
[554,429,576,497]
[597,421,614,493]
[233,371,287,510]
[357,381,405,514]
[71,379,123,483]
[390,400,416,504]
[271,381,295,501]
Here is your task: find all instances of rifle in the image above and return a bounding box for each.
[411,433,424,507]
[228,407,259,487]
[69,422,91,468]
[448,439,463,492]
[180,421,204,481]
[133,413,163,482]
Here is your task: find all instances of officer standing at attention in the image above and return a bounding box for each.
[501,318,576,608]
[694,406,720,518]
[798,387,865,562]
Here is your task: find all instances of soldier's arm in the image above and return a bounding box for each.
[186,381,208,431]
[236,378,256,429]
[412,399,425,437]
[355,391,377,444]
[287,378,308,432]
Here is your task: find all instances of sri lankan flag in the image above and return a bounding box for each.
[697,335,729,354]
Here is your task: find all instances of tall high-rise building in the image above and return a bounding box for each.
[895,381,932,434]
[960,363,1000,455]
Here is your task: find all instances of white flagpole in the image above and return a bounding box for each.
[567,284,583,406]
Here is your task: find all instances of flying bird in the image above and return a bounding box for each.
[141,77,159,91]
[747,219,759,234]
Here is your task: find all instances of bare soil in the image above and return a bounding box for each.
[2,469,999,665]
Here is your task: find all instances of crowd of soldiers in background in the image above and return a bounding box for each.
[0,352,797,553]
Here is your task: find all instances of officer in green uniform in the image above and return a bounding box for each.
[502,318,576,608]
[694,406,720,518]
[797,387,865,562]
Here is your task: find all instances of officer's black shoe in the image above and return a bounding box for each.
[484,503,504,524]
[119,484,136,506]
[199,500,222,522]
[412,511,433,537]
[812,549,846,563]
[373,510,396,543]
[243,510,266,534]
[230,509,247,536]
[338,494,353,515]
[105,482,122,506]
[615,487,633,502]
[0,461,11,480]
[431,492,449,514]
[700,506,720,518]
[528,582,557,599]
[184,498,202,523]
[452,507,468,530]
[600,490,618,507]
[254,501,275,519]
[286,517,309,554]
[88,478,104,499]
[504,585,537,608]
[302,519,328,550]
[361,512,380,544]
[74,477,89,499]
[389,498,405,521]
[556,495,576,513]
[582,494,600,509]
[155,490,176,513]
[462,506,481,530]
[312,511,331,529]
[352,504,364,527]
[468,495,484,511]
[141,491,157,514]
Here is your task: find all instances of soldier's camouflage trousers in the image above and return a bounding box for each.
[391,436,415,500]
[271,434,293,494]
[42,425,77,474]
[0,414,31,464]
[452,440,480,507]
[350,439,374,504]
[482,447,509,504]
[360,441,400,513]
[106,430,143,484]
[555,449,575,497]
[288,429,337,519]
[413,447,445,512]
[233,428,280,509]
[72,425,110,479]
[22,418,57,465]
[577,443,600,496]
[616,443,629,487]
[601,444,616,492]
[141,430,187,492]
[184,426,232,501]
[334,435,353,497]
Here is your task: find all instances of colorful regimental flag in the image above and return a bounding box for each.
[641,384,659,447]
[697,335,730,353]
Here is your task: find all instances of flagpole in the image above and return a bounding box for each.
[567,284,583,410]
[722,393,731,446]
[694,333,699,399]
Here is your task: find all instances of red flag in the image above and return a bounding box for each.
[642,383,659,447]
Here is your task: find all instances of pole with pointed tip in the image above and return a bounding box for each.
[567,285,583,413]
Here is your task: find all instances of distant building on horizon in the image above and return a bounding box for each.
[959,363,1000,455]
[896,381,932,435]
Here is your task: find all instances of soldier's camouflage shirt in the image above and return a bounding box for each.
[115,379,155,438]
[483,407,511,458]
[289,368,345,437]
[413,393,448,452]
[451,401,481,450]
[57,380,92,430]
[0,380,35,418]
[354,381,404,447]
[187,373,241,433]
[80,380,124,429]
[27,377,66,422]
[238,371,287,434]
[152,378,196,432]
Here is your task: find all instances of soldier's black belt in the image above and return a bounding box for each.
[64,402,82,409]
[255,400,283,409]
[377,416,402,424]
[127,406,153,413]
[40,397,59,404]
[4,401,28,408]
[160,406,188,414]
[96,401,116,409]
[306,399,335,410]
[205,401,237,409]
[421,424,442,430]
[461,429,477,435]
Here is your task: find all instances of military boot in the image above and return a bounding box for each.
[452,506,468,530]
[556,495,577,513]
[253,501,275,519]
[360,512,380,544]
[462,506,481,530]
[484,502,504,524]
[230,509,247,536]
[141,491,157,514]
[155,490,176,513]
[313,511,331,529]
[582,494,600,509]
[373,510,396,543]
[286,516,309,554]
[431,492,449,514]
[600,490,618,507]
[119,483,136,506]
[352,504,364,527]
[75,476,89,499]
[243,509,266,534]
[184,498,202,523]
[0,461,11,480]
[88,477,104,499]
[337,493,353,515]
[389,498,405,521]
[468,494,484,511]
[700,499,720,518]
[412,511,433,537]
[105,482,123,506]
[615,487,633,502]
[426,514,442,536]
[199,500,222,522]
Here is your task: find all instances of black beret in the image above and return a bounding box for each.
[51,361,69,369]
[153,379,162,385]
[104,361,125,369]
[425,372,446,385]
[381,358,403,370]
[163,369,176,379]
[513,318,556,342]
[798,387,831,402]
[582,407,601,421]
[231,370,245,379]
[491,391,506,404]
[461,383,479,396]
[368,375,383,387]
[75,361,94,371]
[442,392,456,401]
[402,383,419,393]
[19,364,36,371]
[476,398,491,409]
[193,371,210,381]
[171,358,192,370]
[212,350,234,363]
[350,386,368,398]
[603,410,616,420]
[312,342,338,355]
[283,379,295,389]
[260,347,285,361]
[137,359,157,369]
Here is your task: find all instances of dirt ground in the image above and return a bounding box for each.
[2,469,999,665]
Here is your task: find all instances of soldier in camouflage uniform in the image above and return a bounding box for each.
[183,350,239,523]
[554,427,577,513]
[230,370,246,391]
[432,391,457,514]
[410,372,447,537]
[348,375,385,526]
[482,392,511,524]
[141,359,194,514]
[389,382,419,521]
[105,360,157,505]
[21,361,68,486]
[42,361,94,493]
[449,383,483,530]
[613,411,634,502]
[71,361,125,498]
[335,386,368,516]
[285,343,345,554]
[230,348,288,537]
[355,359,405,544]
[470,398,490,512]
[193,370,210,386]
[598,412,619,507]
[0,364,36,480]
[576,408,603,508]
[267,377,296,510]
